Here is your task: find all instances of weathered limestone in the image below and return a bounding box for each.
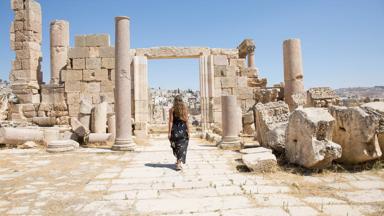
[283,39,305,111]
[136,47,210,59]
[242,150,277,172]
[285,108,342,169]
[133,56,149,138]
[361,102,384,156]
[112,16,135,151]
[63,33,115,119]
[255,101,289,152]
[108,114,116,140]
[42,128,60,145]
[10,0,42,104]
[0,127,44,145]
[307,87,338,108]
[237,39,256,69]
[92,97,108,133]
[46,140,79,153]
[50,20,69,84]
[70,117,90,138]
[329,106,382,164]
[87,133,113,146]
[218,96,241,150]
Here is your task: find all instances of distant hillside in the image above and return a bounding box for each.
[335,86,384,99]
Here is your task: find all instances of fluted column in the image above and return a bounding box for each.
[112,16,135,151]
[283,38,305,111]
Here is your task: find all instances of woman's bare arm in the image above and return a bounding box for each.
[185,109,190,134]
[168,108,173,140]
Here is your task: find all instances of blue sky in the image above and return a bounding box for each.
[0,0,383,90]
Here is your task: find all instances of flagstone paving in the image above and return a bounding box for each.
[0,137,383,215]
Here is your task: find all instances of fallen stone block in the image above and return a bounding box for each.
[18,141,38,149]
[240,147,272,154]
[71,117,90,138]
[286,108,342,169]
[329,106,382,164]
[0,127,43,145]
[86,133,113,146]
[242,151,277,172]
[255,101,289,152]
[32,117,56,126]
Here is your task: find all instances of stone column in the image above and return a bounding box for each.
[112,16,135,151]
[50,20,69,84]
[133,56,149,138]
[283,39,305,111]
[207,55,215,124]
[199,56,206,131]
[247,45,256,69]
[219,95,241,150]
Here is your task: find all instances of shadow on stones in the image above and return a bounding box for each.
[145,163,176,171]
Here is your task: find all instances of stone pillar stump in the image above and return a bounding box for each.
[219,95,241,150]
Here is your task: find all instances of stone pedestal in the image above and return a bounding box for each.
[50,20,69,84]
[111,16,135,151]
[283,39,305,111]
[219,95,241,150]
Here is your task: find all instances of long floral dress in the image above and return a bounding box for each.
[170,112,189,164]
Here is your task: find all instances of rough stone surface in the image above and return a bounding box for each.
[307,87,338,108]
[285,108,342,168]
[361,102,384,153]
[46,140,79,153]
[70,117,90,138]
[329,106,382,164]
[254,101,289,152]
[240,147,272,154]
[242,151,277,172]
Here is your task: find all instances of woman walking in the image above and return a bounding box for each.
[168,95,190,171]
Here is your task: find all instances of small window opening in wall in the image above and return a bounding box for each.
[339,127,346,132]
[108,69,112,81]
[91,71,95,78]
[69,58,73,69]
[293,139,298,143]
[23,0,26,9]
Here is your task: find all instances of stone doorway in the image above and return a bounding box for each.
[130,48,215,139]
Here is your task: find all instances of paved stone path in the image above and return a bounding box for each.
[0,137,384,215]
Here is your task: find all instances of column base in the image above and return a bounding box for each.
[112,138,136,151]
[218,136,242,150]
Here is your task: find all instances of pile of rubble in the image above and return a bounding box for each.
[246,100,384,170]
